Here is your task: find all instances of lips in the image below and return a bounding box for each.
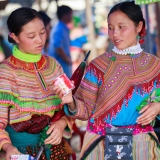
[114,40,122,45]
[36,45,43,50]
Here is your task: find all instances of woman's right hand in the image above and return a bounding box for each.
[4,144,21,160]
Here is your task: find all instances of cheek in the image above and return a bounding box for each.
[122,28,137,38]
[20,38,34,47]
[42,34,47,42]
[108,30,113,38]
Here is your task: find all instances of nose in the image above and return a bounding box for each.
[113,29,119,38]
[36,35,42,44]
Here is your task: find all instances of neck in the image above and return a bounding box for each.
[13,46,42,63]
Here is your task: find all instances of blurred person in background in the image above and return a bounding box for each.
[48,5,73,78]
[0,35,12,62]
[0,40,5,62]
[38,11,51,55]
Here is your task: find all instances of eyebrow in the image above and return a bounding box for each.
[108,22,126,25]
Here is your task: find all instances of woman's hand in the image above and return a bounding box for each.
[4,144,21,160]
[53,85,74,105]
[137,102,160,125]
[44,118,67,145]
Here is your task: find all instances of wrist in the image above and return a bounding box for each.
[67,97,76,111]
[58,118,67,129]
[2,143,12,152]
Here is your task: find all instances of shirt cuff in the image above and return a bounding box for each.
[156,115,160,120]
[64,104,77,116]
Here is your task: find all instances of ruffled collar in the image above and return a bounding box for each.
[112,43,143,55]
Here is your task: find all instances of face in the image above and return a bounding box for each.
[108,11,142,50]
[12,17,46,54]
[64,11,73,24]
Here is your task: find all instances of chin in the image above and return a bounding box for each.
[29,52,41,55]
[115,44,128,50]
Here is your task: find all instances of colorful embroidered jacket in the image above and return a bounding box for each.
[65,51,160,158]
[0,55,73,150]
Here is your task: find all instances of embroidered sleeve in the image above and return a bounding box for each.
[64,62,104,120]
[61,115,74,139]
[0,105,11,150]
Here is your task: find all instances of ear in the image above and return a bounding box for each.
[136,21,143,34]
[10,33,20,44]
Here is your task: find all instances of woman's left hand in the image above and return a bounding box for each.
[53,85,74,105]
[44,118,67,145]
[137,102,160,125]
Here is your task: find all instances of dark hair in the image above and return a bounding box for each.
[57,5,72,20]
[38,11,51,26]
[7,7,43,44]
[108,1,146,44]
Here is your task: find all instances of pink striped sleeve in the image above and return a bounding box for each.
[0,105,11,150]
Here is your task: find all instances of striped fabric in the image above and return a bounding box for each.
[133,133,160,160]
[0,55,74,150]
[0,55,63,115]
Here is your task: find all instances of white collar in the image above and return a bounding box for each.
[112,43,143,55]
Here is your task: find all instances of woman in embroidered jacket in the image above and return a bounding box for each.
[0,8,74,160]
[54,1,160,160]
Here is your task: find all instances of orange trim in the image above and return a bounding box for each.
[10,55,47,72]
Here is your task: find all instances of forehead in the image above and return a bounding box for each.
[21,18,44,33]
[108,11,134,25]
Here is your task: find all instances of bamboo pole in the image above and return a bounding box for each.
[155,2,160,58]
[145,5,152,54]
[85,0,97,62]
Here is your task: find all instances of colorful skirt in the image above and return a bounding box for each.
[0,126,70,160]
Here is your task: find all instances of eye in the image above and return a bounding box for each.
[108,26,113,30]
[28,36,35,39]
[40,31,45,34]
[119,26,125,29]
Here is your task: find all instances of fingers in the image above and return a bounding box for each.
[6,149,21,160]
[45,124,63,145]
[45,132,62,145]
[45,136,62,145]
[139,104,149,114]
[53,86,64,98]
[46,124,55,135]
[137,110,155,122]
[137,115,155,125]
[137,104,157,125]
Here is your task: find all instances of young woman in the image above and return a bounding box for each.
[0,7,74,160]
[54,1,160,160]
